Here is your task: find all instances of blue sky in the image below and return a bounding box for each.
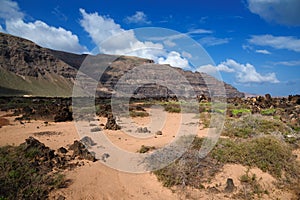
[0,0,299,96]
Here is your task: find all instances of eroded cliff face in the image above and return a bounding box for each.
[0,32,77,79]
[0,32,244,98]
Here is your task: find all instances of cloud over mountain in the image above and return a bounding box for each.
[0,0,87,53]
[79,9,190,69]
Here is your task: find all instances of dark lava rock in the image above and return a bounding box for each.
[54,107,73,122]
[23,136,55,161]
[101,153,110,162]
[104,114,121,130]
[224,178,235,193]
[265,93,272,101]
[80,136,97,147]
[136,127,151,133]
[155,131,163,135]
[68,140,96,162]
[57,147,68,154]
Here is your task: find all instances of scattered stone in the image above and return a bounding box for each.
[90,127,102,132]
[155,131,163,135]
[224,178,235,193]
[80,136,97,147]
[101,153,110,162]
[33,131,62,136]
[136,127,150,133]
[138,145,155,153]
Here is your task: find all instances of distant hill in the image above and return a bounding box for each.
[0,32,244,98]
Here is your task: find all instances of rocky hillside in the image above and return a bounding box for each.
[0,32,244,98]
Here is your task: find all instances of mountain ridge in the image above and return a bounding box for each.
[0,32,244,98]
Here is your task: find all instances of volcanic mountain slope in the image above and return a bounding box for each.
[0,32,244,98]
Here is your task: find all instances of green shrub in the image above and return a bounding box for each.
[238,169,268,198]
[211,136,299,178]
[231,108,251,116]
[0,144,66,199]
[260,108,276,116]
[138,145,155,153]
[164,104,181,113]
[130,111,149,117]
[222,114,294,138]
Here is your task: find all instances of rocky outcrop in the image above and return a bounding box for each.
[0,32,77,79]
[227,94,300,128]
[104,114,121,130]
[0,32,244,98]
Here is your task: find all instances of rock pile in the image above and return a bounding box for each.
[104,114,121,130]
[21,137,96,171]
[68,140,96,162]
[227,94,300,128]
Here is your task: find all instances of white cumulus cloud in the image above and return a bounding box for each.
[6,19,87,53]
[247,0,300,26]
[249,35,300,52]
[124,11,151,24]
[80,9,162,57]
[197,63,234,76]
[0,0,87,53]
[80,9,191,69]
[0,0,23,20]
[197,59,279,84]
[157,51,190,69]
[221,59,279,83]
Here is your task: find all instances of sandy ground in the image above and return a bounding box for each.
[0,110,299,200]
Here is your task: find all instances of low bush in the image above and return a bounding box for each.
[0,144,66,199]
[211,136,299,179]
[222,114,294,138]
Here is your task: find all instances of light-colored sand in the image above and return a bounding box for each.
[0,110,190,199]
[50,162,178,200]
[0,110,298,200]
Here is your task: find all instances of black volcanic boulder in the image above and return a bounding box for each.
[54,107,73,122]
[104,114,121,130]
[68,140,96,162]
[288,95,300,105]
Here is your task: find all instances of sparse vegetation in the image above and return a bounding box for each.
[163,103,181,113]
[211,136,299,179]
[238,169,268,199]
[130,110,149,117]
[222,114,294,139]
[0,144,66,199]
[260,108,276,116]
[138,145,156,153]
[231,108,251,116]
[153,134,300,197]
[153,137,221,188]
